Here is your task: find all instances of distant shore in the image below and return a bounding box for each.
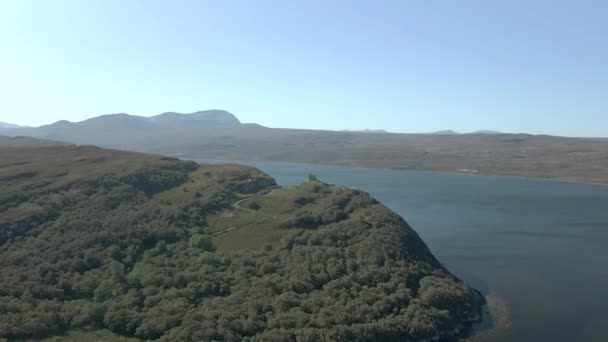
[187,156,608,187]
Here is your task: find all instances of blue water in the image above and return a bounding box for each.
[196,159,608,342]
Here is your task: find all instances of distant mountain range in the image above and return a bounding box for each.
[0,135,64,147]
[470,130,503,135]
[342,129,389,134]
[0,110,242,148]
[3,112,505,136]
[147,110,241,125]
[429,130,460,135]
[2,109,608,184]
[429,130,504,135]
[0,122,22,129]
[31,109,240,131]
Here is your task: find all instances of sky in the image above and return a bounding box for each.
[0,0,606,136]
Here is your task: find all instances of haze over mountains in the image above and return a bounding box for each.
[429,130,503,135]
[2,110,608,184]
[0,122,22,129]
[1,112,503,136]
[4,109,240,132]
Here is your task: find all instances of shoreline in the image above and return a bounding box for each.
[463,292,512,342]
[441,289,487,342]
[183,155,608,187]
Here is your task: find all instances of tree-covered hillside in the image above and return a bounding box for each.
[0,144,481,341]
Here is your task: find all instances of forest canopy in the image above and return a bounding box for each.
[0,144,482,341]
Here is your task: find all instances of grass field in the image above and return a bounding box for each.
[208,180,363,252]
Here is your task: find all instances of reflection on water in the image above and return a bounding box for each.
[194,158,608,342]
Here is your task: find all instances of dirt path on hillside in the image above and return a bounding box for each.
[213,187,287,235]
[232,187,284,211]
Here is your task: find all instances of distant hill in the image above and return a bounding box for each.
[150,110,241,125]
[0,144,482,341]
[0,122,21,129]
[8,109,239,135]
[342,129,389,133]
[2,109,241,149]
[468,130,503,135]
[0,135,64,147]
[429,130,505,135]
[430,130,460,135]
[3,110,608,184]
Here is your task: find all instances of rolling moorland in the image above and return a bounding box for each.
[2,110,608,184]
[0,140,482,341]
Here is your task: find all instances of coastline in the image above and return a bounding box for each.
[463,292,512,342]
[183,156,608,187]
[441,289,488,342]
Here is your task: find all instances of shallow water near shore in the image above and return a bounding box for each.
[194,158,608,342]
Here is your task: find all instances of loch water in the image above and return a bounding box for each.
[195,159,608,342]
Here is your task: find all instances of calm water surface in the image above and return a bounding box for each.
[196,159,608,342]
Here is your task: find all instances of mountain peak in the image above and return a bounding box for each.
[23,110,241,134]
[150,109,241,125]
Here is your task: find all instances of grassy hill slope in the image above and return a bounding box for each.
[0,135,64,148]
[0,144,481,341]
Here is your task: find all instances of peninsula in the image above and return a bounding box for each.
[0,141,482,341]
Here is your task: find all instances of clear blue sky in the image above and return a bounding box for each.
[0,0,606,136]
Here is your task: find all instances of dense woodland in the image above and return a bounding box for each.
[0,144,481,341]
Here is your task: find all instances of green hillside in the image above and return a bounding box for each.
[0,144,482,341]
